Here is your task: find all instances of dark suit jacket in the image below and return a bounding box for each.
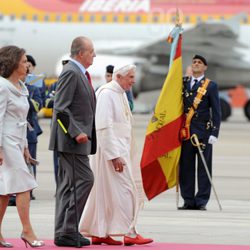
[183,76,221,139]
[49,61,96,155]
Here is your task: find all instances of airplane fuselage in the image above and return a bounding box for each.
[0,0,250,89]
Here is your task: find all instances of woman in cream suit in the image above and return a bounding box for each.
[0,46,44,248]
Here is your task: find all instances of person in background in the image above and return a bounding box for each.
[105,64,134,111]
[26,55,46,105]
[49,36,96,247]
[26,64,43,200]
[185,65,193,77]
[79,64,153,246]
[45,81,59,185]
[0,45,44,247]
[178,55,221,211]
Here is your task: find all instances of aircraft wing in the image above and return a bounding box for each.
[182,22,249,69]
[98,19,249,69]
[111,21,248,60]
[98,18,250,90]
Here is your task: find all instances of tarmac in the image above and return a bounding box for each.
[3,108,250,246]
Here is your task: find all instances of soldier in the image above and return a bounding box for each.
[179,55,221,211]
[26,55,44,200]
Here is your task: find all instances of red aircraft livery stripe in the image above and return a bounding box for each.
[24,0,250,14]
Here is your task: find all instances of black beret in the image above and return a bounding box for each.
[106,65,114,74]
[193,54,207,66]
[26,55,36,66]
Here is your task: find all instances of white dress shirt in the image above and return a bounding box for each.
[190,75,204,89]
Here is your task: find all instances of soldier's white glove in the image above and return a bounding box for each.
[208,135,217,144]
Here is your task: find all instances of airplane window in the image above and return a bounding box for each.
[136,15,141,23]
[21,15,27,21]
[124,15,129,22]
[67,15,72,22]
[242,16,248,23]
[113,15,118,22]
[44,15,49,21]
[78,15,83,22]
[185,16,190,23]
[153,15,159,23]
[90,15,95,22]
[32,15,38,21]
[101,15,107,22]
[10,14,15,21]
[56,15,61,21]
[196,16,202,23]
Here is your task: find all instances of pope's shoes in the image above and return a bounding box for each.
[92,236,123,245]
[124,234,153,246]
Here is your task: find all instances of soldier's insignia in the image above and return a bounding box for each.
[151,115,158,123]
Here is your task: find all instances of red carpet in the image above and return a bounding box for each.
[7,239,250,250]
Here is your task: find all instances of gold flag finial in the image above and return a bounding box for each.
[175,8,182,26]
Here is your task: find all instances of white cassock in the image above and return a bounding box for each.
[79,80,144,237]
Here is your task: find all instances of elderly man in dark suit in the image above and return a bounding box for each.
[49,36,96,247]
[179,55,221,211]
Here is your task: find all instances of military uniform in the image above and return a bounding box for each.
[179,76,221,208]
[26,84,43,178]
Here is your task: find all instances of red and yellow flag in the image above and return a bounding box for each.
[140,26,184,200]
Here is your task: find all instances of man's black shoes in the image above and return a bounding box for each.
[196,205,207,211]
[78,234,91,245]
[178,204,207,210]
[8,196,16,206]
[54,234,90,247]
[178,204,196,210]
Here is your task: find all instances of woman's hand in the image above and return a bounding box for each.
[24,147,31,164]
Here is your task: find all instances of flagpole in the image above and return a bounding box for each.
[140,8,184,201]
[175,8,182,209]
[176,165,180,208]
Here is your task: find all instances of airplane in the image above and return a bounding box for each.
[0,0,250,120]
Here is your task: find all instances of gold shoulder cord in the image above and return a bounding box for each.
[180,78,210,141]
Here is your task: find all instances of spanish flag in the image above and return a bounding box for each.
[140,25,184,200]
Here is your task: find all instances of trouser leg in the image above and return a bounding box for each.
[179,140,197,207]
[196,143,212,206]
[54,152,94,238]
[28,143,37,178]
[53,150,59,185]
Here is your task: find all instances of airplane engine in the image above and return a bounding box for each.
[243,89,250,120]
[219,92,232,121]
[244,100,250,120]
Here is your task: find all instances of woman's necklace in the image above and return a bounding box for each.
[9,80,22,91]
